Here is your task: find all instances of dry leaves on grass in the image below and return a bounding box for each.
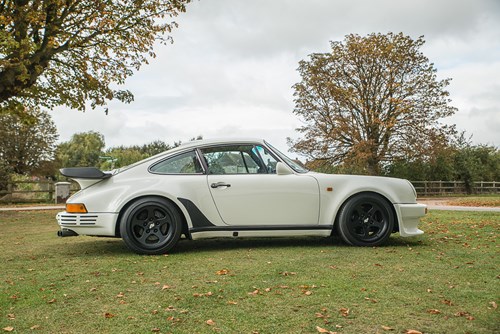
[104,312,115,319]
[316,326,337,334]
[3,327,14,332]
[216,269,230,275]
[339,308,350,317]
[405,330,423,334]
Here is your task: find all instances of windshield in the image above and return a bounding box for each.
[265,141,309,173]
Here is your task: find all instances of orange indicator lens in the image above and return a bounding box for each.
[66,203,88,213]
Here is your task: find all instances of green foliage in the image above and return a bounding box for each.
[0,0,191,111]
[56,131,106,168]
[55,132,174,170]
[0,105,58,175]
[290,32,457,175]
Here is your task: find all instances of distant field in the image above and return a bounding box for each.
[1,210,499,333]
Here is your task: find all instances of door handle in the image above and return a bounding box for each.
[211,182,231,189]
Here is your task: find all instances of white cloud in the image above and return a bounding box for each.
[52,0,500,154]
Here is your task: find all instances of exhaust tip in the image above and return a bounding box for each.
[57,229,78,237]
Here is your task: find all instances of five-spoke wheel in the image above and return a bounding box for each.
[337,193,394,246]
[120,197,182,255]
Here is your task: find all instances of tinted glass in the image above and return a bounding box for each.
[150,151,203,174]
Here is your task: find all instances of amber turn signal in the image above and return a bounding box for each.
[66,203,88,213]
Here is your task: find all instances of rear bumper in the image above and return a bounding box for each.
[393,203,426,237]
[56,211,118,237]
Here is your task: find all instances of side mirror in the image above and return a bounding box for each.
[276,162,293,175]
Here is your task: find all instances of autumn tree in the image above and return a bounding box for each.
[0,105,58,175]
[0,0,190,112]
[290,33,457,175]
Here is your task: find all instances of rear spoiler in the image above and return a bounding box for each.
[60,167,112,179]
[60,167,112,189]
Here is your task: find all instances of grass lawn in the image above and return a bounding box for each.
[0,209,498,333]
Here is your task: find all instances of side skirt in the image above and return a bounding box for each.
[190,225,334,240]
[177,197,333,240]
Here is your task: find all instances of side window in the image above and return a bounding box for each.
[254,145,278,174]
[201,145,265,174]
[150,151,203,174]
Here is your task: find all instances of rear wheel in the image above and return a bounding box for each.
[337,193,394,246]
[120,197,182,255]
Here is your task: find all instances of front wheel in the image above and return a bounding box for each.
[120,197,182,255]
[337,193,394,247]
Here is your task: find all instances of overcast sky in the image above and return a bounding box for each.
[52,0,500,155]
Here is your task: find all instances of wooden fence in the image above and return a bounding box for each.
[0,179,498,204]
[411,181,499,196]
[0,180,80,204]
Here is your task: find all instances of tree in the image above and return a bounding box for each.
[289,33,457,175]
[0,0,190,111]
[56,131,105,167]
[0,105,58,175]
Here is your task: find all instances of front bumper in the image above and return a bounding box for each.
[56,211,118,237]
[393,203,426,237]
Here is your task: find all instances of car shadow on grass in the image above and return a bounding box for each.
[57,234,426,257]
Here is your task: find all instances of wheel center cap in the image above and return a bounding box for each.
[149,223,155,229]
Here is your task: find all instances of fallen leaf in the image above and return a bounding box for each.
[7,314,15,320]
[161,285,171,290]
[489,301,497,309]
[365,297,378,303]
[216,269,229,275]
[151,328,160,332]
[104,312,115,319]
[339,308,350,317]
[47,298,56,304]
[3,327,14,332]
[227,301,238,305]
[405,330,422,334]
[116,292,125,298]
[30,325,40,330]
[315,326,336,334]
[455,311,474,320]
[304,290,313,296]
[427,309,441,314]
[206,319,215,326]
[381,325,394,331]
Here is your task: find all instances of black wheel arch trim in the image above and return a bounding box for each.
[177,198,217,230]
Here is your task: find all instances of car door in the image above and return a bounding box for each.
[201,144,320,226]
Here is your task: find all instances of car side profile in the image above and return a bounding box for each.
[56,138,426,254]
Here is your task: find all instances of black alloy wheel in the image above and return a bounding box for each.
[120,197,182,255]
[337,193,394,246]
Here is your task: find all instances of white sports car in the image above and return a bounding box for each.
[56,138,426,254]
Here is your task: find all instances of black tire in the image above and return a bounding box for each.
[120,197,182,255]
[337,193,394,247]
